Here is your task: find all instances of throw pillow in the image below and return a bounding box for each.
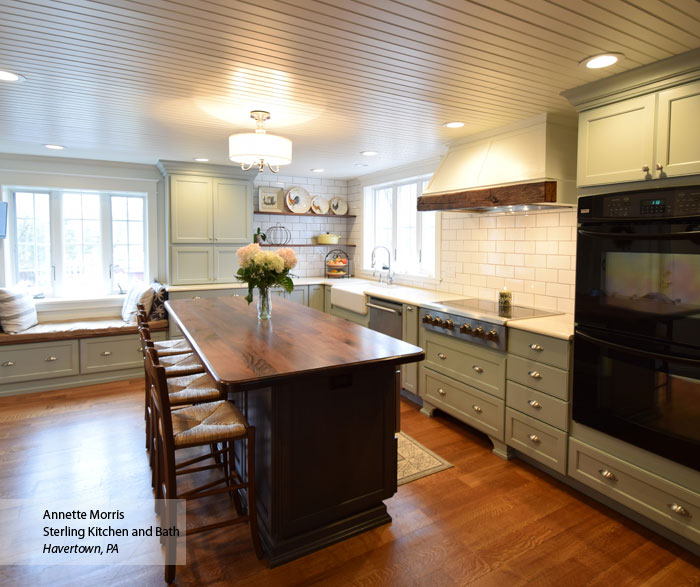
[121,282,155,324]
[148,282,169,321]
[0,286,39,333]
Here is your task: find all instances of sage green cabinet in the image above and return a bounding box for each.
[80,331,166,374]
[0,340,79,383]
[577,80,700,186]
[400,304,419,394]
[170,245,241,286]
[308,284,325,312]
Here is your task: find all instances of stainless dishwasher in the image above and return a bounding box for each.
[367,296,402,339]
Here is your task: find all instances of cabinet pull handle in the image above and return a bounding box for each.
[406,306,414,311]
[529,343,543,351]
[472,365,483,373]
[101,351,112,357]
[528,399,542,409]
[656,163,664,172]
[668,503,691,518]
[45,356,57,362]
[472,404,482,414]
[437,353,447,360]
[437,388,446,396]
[528,433,540,443]
[193,295,201,300]
[528,370,541,379]
[642,165,650,173]
[137,347,143,352]
[598,469,617,482]
[3,361,15,367]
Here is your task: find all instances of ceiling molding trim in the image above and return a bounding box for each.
[562,47,700,111]
[157,160,258,179]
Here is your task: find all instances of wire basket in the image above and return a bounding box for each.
[325,249,350,278]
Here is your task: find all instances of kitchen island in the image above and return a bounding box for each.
[165,295,425,566]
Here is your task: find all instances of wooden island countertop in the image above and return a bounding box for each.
[165,295,425,566]
[166,295,424,391]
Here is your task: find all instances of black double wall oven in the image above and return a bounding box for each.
[573,185,700,471]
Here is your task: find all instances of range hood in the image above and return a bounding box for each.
[418,114,578,213]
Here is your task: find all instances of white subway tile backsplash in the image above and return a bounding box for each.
[546,255,570,270]
[535,268,558,283]
[535,241,558,255]
[505,228,526,240]
[515,214,537,227]
[546,282,570,298]
[496,215,516,228]
[496,240,515,253]
[536,212,560,227]
[525,227,547,241]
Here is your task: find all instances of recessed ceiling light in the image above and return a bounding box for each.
[581,53,623,69]
[193,158,209,162]
[311,168,324,173]
[44,144,64,150]
[0,70,24,82]
[354,163,368,167]
[360,151,377,156]
[442,121,464,128]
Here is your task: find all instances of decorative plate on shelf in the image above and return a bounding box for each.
[330,196,348,215]
[285,186,312,213]
[311,196,330,215]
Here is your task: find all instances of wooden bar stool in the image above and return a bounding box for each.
[145,348,263,582]
[136,304,193,356]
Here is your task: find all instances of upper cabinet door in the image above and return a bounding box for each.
[212,179,251,244]
[170,176,213,243]
[656,80,700,178]
[577,95,656,187]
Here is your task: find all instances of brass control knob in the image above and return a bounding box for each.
[486,329,499,342]
[432,317,443,327]
[444,319,454,330]
[422,314,433,324]
[460,323,472,335]
[473,326,485,338]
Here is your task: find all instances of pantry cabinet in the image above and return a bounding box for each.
[575,80,700,187]
[170,246,241,285]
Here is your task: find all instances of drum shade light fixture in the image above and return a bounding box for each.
[229,110,292,173]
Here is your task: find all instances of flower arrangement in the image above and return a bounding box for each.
[236,243,297,307]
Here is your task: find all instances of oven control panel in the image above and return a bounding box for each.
[588,187,700,219]
[420,309,505,351]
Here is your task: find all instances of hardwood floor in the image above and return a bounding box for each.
[0,379,698,586]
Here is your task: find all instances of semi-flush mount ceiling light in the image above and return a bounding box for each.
[0,70,24,82]
[581,53,624,69]
[229,110,292,173]
[44,144,64,150]
[360,151,377,156]
[442,121,464,128]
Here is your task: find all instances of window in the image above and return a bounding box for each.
[10,189,147,298]
[363,175,439,278]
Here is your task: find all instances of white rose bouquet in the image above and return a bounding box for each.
[236,243,298,305]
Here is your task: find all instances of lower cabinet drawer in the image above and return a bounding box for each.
[423,367,504,441]
[79,333,164,374]
[505,408,568,475]
[506,355,569,401]
[0,341,79,383]
[506,380,570,431]
[569,438,700,544]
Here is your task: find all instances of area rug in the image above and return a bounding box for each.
[397,432,453,486]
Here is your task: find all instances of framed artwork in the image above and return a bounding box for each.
[258,187,283,212]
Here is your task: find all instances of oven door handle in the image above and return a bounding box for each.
[576,330,700,366]
[577,228,700,240]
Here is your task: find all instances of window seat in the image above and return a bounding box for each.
[0,318,168,345]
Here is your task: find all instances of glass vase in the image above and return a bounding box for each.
[257,287,272,320]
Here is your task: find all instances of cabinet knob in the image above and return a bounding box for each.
[101,351,112,357]
[528,433,540,443]
[642,165,650,173]
[472,404,483,414]
[45,356,57,362]
[598,468,617,482]
[437,388,446,396]
[472,365,483,374]
[656,163,664,172]
[528,370,541,379]
[3,361,15,367]
[193,296,201,300]
[437,352,447,360]
[668,503,691,518]
[528,399,542,409]
[529,343,543,351]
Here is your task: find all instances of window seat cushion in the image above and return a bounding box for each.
[0,318,168,345]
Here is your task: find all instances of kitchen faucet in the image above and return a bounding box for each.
[371,246,394,285]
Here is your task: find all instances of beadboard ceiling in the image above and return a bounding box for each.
[1,0,699,179]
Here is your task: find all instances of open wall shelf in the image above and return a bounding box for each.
[254,211,355,218]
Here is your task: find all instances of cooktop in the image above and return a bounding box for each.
[423,298,562,323]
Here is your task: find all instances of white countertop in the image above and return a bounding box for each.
[507,313,575,340]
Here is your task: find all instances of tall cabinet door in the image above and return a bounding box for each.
[214,247,241,282]
[171,246,215,285]
[577,95,656,186]
[170,176,213,243]
[401,304,419,394]
[656,80,700,178]
[213,179,252,244]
